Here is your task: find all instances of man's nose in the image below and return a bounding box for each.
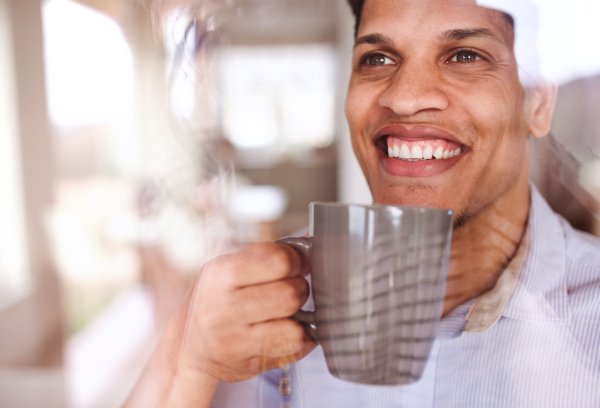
[378,60,449,117]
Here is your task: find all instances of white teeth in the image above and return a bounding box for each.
[423,146,433,160]
[400,144,411,159]
[411,145,423,159]
[389,142,463,161]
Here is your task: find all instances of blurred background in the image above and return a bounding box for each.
[0,0,598,407]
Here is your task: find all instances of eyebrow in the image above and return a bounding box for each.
[439,28,504,45]
[355,28,504,49]
[354,33,393,48]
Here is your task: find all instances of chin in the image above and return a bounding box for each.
[371,182,459,211]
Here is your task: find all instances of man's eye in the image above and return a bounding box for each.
[450,51,482,63]
[365,53,393,66]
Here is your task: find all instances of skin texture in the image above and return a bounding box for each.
[347,0,556,313]
[349,0,526,215]
[124,1,557,406]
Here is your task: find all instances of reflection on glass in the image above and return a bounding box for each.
[120,1,600,407]
[217,45,336,149]
[0,1,29,301]
[3,0,600,406]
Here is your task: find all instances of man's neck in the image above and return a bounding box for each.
[442,178,531,316]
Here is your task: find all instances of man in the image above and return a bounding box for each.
[125,0,600,407]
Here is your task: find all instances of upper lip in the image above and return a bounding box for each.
[374,124,464,145]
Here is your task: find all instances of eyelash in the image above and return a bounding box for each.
[447,48,486,64]
[359,48,487,67]
[359,52,395,67]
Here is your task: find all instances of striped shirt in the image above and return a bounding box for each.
[212,186,600,407]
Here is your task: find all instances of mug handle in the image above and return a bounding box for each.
[275,236,318,341]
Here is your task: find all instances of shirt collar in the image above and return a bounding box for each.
[463,185,570,334]
[502,185,570,323]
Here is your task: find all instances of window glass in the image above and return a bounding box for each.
[0,0,29,302]
[217,45,336,150]
[42,0,141,334]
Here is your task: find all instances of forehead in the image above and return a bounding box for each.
[360,0,513,47]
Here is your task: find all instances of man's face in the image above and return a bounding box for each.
[346,0,530,222]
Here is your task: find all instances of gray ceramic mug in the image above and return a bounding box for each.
[276,202,453,386]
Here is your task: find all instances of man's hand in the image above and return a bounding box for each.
[124,242,317,408]
[178,241,317,383]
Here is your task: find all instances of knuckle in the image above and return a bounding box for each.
[220,270,238,288]
[204,254,238,286]
[267,247,291,272]
[244,242,292,274]
[245,241,276,258]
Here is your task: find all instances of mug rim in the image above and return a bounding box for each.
[310,201,453,216]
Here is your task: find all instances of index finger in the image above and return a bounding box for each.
[226,242,304,288]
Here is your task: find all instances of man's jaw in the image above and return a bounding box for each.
[374,124,468,178]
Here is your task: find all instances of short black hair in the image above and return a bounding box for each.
[346,0,514,37]
[346,0,363,37]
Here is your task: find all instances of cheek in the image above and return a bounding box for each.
[344,94,359,132]
[463,86,529,198]
[345,82,371,130]
[345,83,377,155]
[345,90,364,157]
[345,81,389,193]
[465,83,526,153]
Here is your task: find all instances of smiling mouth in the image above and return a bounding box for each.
[382,136,466,161]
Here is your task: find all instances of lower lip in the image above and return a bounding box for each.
[380,150,465,178]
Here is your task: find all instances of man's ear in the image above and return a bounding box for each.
[527,82,558,138]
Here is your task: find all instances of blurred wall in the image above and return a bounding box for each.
[222,0,368,235]
[230,0,372,230]
[0,0,63,368]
